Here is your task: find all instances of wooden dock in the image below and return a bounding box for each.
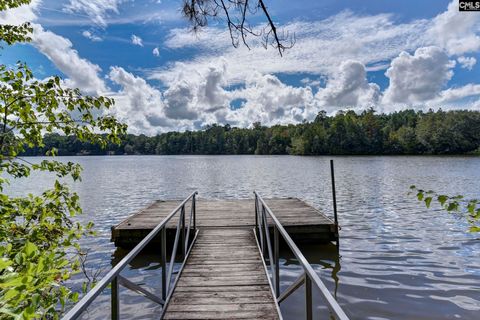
[67,165,348,320]
[109,197,340,320]
[163,228,281,319]
[111,198,337,248]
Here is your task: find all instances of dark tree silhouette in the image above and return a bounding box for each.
[182,0,295,56]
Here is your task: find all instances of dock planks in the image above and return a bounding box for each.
[163,228,281,320]
[111,198,337,247]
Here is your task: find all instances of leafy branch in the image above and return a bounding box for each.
[410,185,480,233]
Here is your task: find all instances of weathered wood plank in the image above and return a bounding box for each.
[166,303,278,312]
[171,291,273,299]
[172,285,273,292]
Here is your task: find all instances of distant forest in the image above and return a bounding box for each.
[23,109,480,156]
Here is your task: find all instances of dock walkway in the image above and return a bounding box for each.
[163,228,280,319]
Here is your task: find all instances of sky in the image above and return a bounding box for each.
[1,0,480,134]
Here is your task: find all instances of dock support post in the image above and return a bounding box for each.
[305,276,312,320]
[330,159,339,244]
[274,226,280,298]
[111,276,119,320]
[161,227,167,301]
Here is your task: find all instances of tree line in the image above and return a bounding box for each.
[23,109,480,156]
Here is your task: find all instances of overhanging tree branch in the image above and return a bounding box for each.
[182,0,294,56]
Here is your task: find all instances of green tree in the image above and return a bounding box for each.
[19,109,480,157]
[0,1,126,318]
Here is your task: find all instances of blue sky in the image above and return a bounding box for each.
[1,0,480,134]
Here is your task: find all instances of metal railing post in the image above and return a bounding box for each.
[305,276,312,320]
[259,204,264,256]
[261,205,267,257]
[161,227,167,301]
[254,193,258,232]
[181,206,186,259]
[274,225,280,298]
[193,194,196,231]
[111,276,119,320]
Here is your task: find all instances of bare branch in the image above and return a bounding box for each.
[181,0,294,55]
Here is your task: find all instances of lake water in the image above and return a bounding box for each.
[8,155,480,319]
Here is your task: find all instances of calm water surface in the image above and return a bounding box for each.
[8,156,480,319]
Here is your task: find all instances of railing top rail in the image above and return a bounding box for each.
[62,191,198,320]
[254,191,349,320]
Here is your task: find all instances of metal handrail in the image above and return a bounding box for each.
[254,191,349,320]
[62,191,198,320]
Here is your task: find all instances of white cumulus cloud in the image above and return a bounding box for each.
[229,73,315,126]
[108,67,172,134]
[315,60,381,109]
[383,46,455,105]
[152,47,160,56]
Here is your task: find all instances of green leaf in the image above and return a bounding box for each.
[424,197,433,208]
[24,241,37,257]
[417,191,424,201]
[467,202,477,214]
[468,226,480,233]
[447,202,459,212]
[0,258,13,271]
[437,195,448,206]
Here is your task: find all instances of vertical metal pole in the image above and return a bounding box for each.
[111,276,119,320]
[274,225,280,298]
[305,276,312,320]
[254,193,258,232]
[261,206,267,257]
[161,227,167,301]
[330,160,339,241]
[259,204,264,256]
[193,195,196,231]
[181,206,186,259]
